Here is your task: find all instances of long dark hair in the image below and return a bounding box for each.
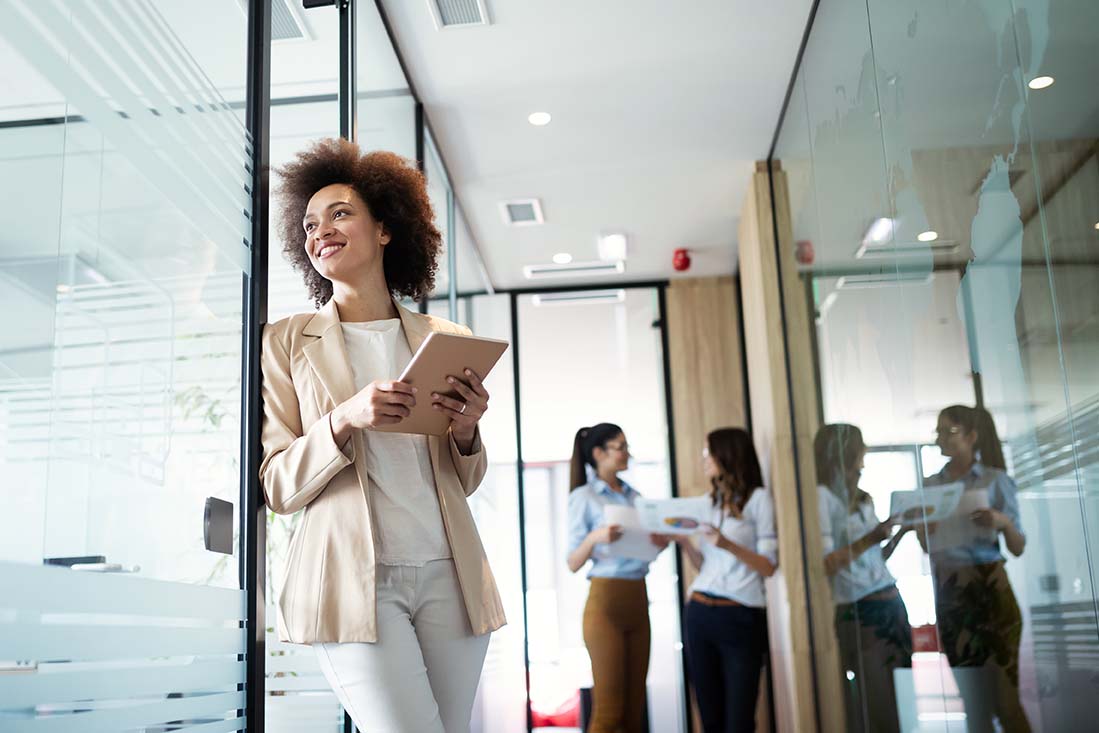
[707,428,763,515]
[814,424,871,511]
[940,405,1006,470]
[570,423,624,490]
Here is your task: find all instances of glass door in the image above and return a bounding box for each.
[0,1,253,728]
[517,287,687,733]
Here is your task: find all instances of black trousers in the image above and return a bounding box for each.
[685,597,768,733]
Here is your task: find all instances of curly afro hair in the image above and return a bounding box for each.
[274,137,442,308]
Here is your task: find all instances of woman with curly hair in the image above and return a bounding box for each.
[678,428,776,732]
[259,138,504,732]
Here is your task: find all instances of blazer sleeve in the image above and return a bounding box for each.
[443,321,489,497]
[448,427,488,497]
[259,323,356,515]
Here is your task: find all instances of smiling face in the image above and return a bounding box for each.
[302,183,389,288]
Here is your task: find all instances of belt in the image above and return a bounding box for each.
[690,591,742,607]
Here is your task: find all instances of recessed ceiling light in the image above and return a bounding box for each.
[597,233,628,261]
[1093,221,1099,231]
[528,112,551,126]
[917,230,939,242]
[56,284,71,293]
[552,252,573,265]
[1028,76,1054,90]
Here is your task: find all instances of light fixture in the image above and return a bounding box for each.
[1028,76,1054,90]
[528,112,551,126]
[56,284,71,294]
[861,217,895,248]
[552,252,573,265]
[917,230,939,242]
[597,233,628,261]
[1093,221,1099,231]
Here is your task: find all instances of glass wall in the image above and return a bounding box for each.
[518,288,687,733]
[772,1,1099,731]
[0,0,252,728]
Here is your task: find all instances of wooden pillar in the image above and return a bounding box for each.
[737,161,845,733]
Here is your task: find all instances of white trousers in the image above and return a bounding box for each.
[315,560,491,733]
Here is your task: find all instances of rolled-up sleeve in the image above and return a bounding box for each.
[259,324,355,515]
[817,486,835,554]
[448,427,487,497]
[995,472,1025,538]
[568,490,593,554]
[752,490,779,565]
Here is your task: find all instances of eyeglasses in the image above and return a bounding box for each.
[935,426,962,437]
[605,442,630,453]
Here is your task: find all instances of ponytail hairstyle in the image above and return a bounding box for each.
[706,428,763,515]
[814,423,871,511]
[940,405,1006,470]
[569,423,625,490]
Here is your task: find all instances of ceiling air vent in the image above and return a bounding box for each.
[835,272,932,290]
[238,0,309,41]
[428,0,491,29]
[532,290,626,307]
[523,260,626,280]
[500,198,544,227]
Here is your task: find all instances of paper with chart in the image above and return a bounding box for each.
[889,481,965,524]
[597,505,663,562]
[635,496,712,535]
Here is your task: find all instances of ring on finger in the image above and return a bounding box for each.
[459,403,467,415]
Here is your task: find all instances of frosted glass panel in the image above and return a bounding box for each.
[0,0,251,729]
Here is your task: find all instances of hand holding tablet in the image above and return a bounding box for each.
[372,331,509,436]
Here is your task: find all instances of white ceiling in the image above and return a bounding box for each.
[378,0,814,290]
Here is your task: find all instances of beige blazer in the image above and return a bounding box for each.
[259,299,506,644]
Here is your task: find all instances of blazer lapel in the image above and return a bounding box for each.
[302,300,358,409]
[395,300,434,355]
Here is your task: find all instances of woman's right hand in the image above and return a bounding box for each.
[331,380,417,441]
[589,524,623,545]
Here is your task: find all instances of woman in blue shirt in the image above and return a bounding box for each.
[566,423,669,733]
[814,424,910,733]
[920,405,1030,732]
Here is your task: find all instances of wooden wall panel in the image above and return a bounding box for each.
[738,161,845,733]
[666,275,746,505]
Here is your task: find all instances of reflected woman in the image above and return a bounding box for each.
[921,405,1030,732]
[259,139,504,732]
[678,428,776,733]
[566,423,670,733]
[814,424,911,733]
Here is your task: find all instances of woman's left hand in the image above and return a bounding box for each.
[701,524,725,549]
[433,369,489,444]
[970,507,1006,531]
[649,533,674,549]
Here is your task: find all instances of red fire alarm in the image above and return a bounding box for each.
[672,248,691,272]
[795,240,815,265]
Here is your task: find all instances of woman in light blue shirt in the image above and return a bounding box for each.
[566,423,669,733]
[677,428,776,733]
[918,405,1030,732]
[814,423,910,733]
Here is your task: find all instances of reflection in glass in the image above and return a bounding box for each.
[816,425,912,733]
[773,1,1099,730]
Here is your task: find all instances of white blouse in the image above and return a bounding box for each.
[817,486,895,604]
[340,319,451,566]
[688,488,778,608]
